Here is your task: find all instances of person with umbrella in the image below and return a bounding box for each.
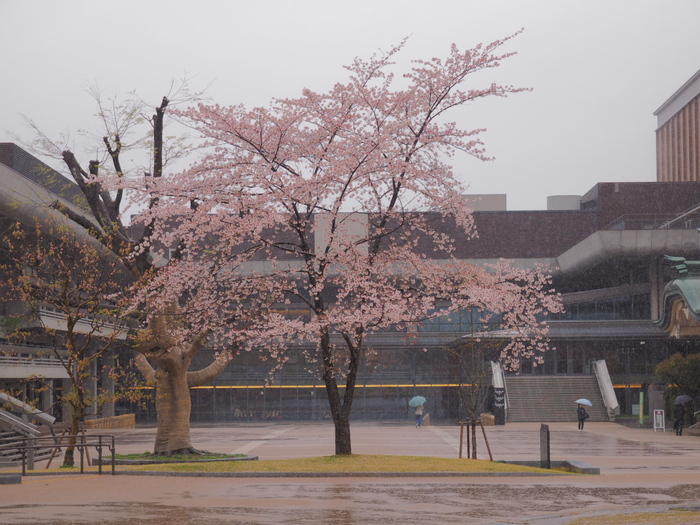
[409,396,426,428]
[576,398,592,430]
[674,395,692,436]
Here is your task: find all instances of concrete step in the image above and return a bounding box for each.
[505,375,608,423]
[0,431,55,465]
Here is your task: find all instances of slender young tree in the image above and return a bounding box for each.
[1,221,135,465]
[145,34,562,454]
[444,327,506,459]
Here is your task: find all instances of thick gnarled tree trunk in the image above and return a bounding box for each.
[135,344,228,455]
[152,353,194,455]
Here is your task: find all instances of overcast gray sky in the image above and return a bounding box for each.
[2,0,700,210]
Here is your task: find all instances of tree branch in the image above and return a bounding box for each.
[134,353,156,382]
[187,357,229,388]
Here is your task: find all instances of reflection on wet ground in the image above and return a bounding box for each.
[554,433,679,456]
[2,422,700,524]
[3,480,700,525]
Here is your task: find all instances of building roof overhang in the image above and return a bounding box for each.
[464,320,668,342]
[654,69,700,128]
[556,230,700,275]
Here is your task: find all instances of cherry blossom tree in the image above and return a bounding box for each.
[144,33,562,455]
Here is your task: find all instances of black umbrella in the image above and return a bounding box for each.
[674,394,692,405]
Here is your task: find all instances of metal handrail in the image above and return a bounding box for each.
[0,410,41,438]
[0,433,116,475]
[603,213,698,230]
[0,356,65,366]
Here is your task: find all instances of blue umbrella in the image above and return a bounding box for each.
[409,396,426,408]
[575,398,592,406]
[675,394,692,405]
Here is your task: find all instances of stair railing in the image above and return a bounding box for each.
[0,392,56,426]
[0,409,41,438]
[592,360,619,420]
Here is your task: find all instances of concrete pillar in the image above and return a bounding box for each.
[101,352,116,418]
[41,383,53,416]
[61,378,73,423]
[650,257,662,321]
[648,383,667,424]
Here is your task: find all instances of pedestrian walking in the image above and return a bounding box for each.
[577,403,588,430]
[414,404,424,427]
[409,396,426,427]
[674,403,686,436]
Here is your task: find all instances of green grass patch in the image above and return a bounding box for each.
[109,452,246,461]
[124,454,561,474]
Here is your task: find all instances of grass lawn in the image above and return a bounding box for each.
[110,452,246,462]
[121,454,564,474]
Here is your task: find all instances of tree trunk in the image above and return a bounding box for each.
[62,413,81,467]
[320,333,349,455]
[333,413,352,455]
[152,354,195,455]
[323,376,353,455]
[134,327,228,456]
[320,328,361,456]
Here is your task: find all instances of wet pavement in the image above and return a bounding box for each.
[1,421,700,524]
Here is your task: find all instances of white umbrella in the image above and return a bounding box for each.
[575,398,593,406]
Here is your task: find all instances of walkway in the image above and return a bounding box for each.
[1,421,699,524]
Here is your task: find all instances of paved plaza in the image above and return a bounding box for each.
[1,421,700,524]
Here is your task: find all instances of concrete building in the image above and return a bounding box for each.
[655,69,700,182]
[3,141,700,425]
[4,68,700,427]
[161,182,699,425]
[0,143,124,423]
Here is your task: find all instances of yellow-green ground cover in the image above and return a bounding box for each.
[112,452,245,461]
[120,455,564,474]
[569,509,700,525]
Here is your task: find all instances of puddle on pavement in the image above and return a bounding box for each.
[3,483,700,525]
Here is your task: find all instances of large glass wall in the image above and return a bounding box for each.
[121,345,473,424]
[551,294,651,321]
[116,327,697,423]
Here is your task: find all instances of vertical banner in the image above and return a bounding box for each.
[493,387,505,425]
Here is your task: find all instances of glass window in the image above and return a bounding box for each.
[596,299,615,319]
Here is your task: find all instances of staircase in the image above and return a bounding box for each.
[505,375,609,423]
[0,409,53,466]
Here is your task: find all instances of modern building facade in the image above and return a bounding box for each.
[0,143,123,422]
[4,69,700,426]
[3,142,700,425]
[655,69,700,182]
[156,182,699,425]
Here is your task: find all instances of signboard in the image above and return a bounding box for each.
[493,387,505,425]
[653,409,665,432]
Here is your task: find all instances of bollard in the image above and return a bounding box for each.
[540,423,550,469]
